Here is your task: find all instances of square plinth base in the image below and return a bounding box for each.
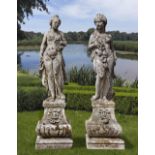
[86,134,125,150]
[35,136,73,149]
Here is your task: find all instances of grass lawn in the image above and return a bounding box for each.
[18,110,137,155]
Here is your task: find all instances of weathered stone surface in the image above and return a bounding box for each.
[39,15,67,100]
[88,13,117,101]
[35,136,73,149]
[85,13,125,150]
[86,134,125,149]
[36,99,72,138]
[43,98,66,108]
[35,15,73,149]
[86,99,122,138]
[36,121,72,138]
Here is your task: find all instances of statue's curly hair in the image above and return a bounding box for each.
[94,13,107,25]
[49,15,61,27]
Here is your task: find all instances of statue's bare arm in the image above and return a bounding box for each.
[40,33,47,57]
[61,33,67,46]
[88,34,98,51]
[58,32,67,51]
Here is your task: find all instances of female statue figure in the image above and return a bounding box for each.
[39,15,67,100]
[88,13,117,100]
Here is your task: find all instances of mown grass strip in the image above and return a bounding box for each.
[18,86,137,97]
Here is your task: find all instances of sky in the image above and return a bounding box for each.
[21,0,138,33]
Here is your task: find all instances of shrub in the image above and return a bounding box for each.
[17,86,138,114]
[17,72,42,87]
[68,66,96,85]
[68,66,138,88]
[113,41,138,52]
[17,72,138,114]
[113,76,125,87]
[17,87,47,111]
[130,78,138,88]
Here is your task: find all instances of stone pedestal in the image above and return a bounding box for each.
[85,99,125,149]
[35,98,73,149]
[36,136,73,149]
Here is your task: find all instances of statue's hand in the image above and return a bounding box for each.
[40,50,44,57]
[93,42,98,48]
[56,45,63,51]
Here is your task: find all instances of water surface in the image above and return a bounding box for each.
[18,44,138,81]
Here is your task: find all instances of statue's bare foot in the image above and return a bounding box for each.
[91,95,99,101]
[58,93,65,100]
[46,96,55,101]
[61,94,65,100]
[102,96,107,101]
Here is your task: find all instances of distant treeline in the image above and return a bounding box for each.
[18,28,138,41]
[64,28,138,42]
[18,29,138,52]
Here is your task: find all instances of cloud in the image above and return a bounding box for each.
[56,0,137,21]
[32,5,56,16]
[22,0,137,33]
[32,0,137,22]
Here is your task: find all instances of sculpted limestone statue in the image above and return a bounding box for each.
[35,15,73,149]
[88,13,117,101]
[39,15,67,100]
[86,14,125,149]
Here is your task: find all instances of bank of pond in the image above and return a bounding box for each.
[17,40,138,52]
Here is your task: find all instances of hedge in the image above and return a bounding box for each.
[17,72,138,114]
[65,84,138,93]
[17,86,138,115]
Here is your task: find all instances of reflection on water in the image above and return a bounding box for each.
[18,44,138,82]
[115,58,137,82]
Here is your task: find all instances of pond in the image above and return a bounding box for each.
[18,44,138,82]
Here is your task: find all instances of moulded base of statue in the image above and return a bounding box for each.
[35,98,73,149]
[35,136,73,149]
[86,134,125,149]
[85,98,125,149]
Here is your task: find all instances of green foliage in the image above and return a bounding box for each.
[17,30,138,52]
[17,72,41,86]
[64,29,138,42]
[116,52,138,60]
[65,91,138,114]
[65,83,137,93]
[17,0,49,24]
[17,87,138,114]
[17,72,138,114]
[113,76,126,87]
[130,78,138,88]
[17,86,138,114]
[17,38,42,46]
[113,41,138,52]
[109,31,138,41]
[17,87,47,112]
[68,66,138,87]
[17,0,49,39]
[68,66,96,85]
[18,110,138,155]
[114,96,138,114]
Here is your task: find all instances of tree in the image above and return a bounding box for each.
[17,0,49,39]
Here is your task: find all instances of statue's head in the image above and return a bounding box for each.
[50,15,61,30]
[94,13,107,32]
